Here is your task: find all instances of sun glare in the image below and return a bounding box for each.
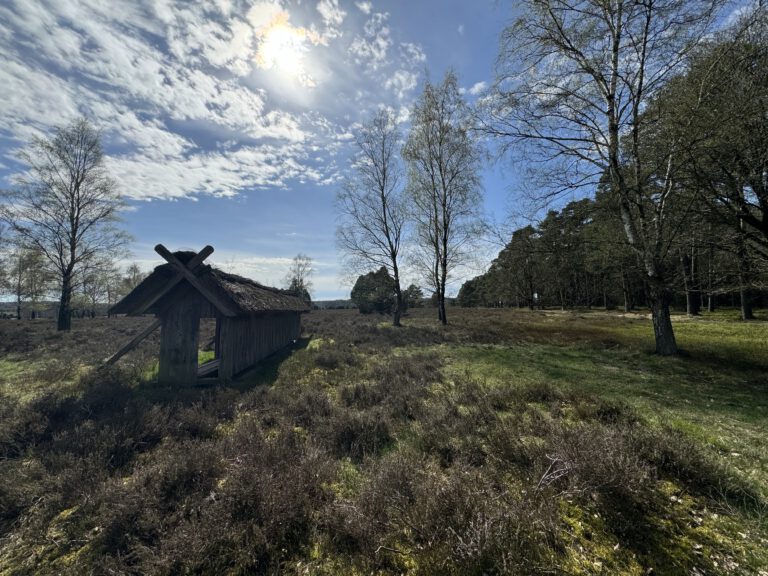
[253,11,319,86]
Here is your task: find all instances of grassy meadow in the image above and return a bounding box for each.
[0,307,766,575]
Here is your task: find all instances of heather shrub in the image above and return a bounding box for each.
[541,422,652,501]
[340,353,442,421]
[327,407,393,462]
[313,345,359,370]
[327,451,560,575]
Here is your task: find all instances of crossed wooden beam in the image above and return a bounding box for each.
[105,244,234,366]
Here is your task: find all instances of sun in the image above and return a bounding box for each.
[253,12,319,86]
[256,22,304,75]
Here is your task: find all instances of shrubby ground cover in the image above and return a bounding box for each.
[0,308,766,575]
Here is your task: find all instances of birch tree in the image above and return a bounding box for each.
[284,253,313,304]
[403,71,483,325]
[0,118,128,331]
[337,110,408,326]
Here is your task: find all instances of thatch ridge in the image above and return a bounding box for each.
[209,267,310,314]
[110,253,310,316]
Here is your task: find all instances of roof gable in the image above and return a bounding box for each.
[110,246,310,316]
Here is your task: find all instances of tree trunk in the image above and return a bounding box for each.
[621,270,632,312]
[438,293,447,325]
[740,285,754,320]
[392,258,403,326]
[680,252,700,316]
[57,271,73,331]
[393,286,403,327]
[736,231,754,321]
[648,282,678,355]
[15,258,23,320]
[705,233,716,313]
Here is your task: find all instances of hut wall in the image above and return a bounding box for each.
[219,312,301,379]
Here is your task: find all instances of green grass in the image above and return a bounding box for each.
[198,349,216,365]
[0,357,83,402]
[446,342,768,495]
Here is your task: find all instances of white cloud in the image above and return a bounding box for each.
[0,0,426,207]
[317,0,346,28]
[355,1,373,15]
[106,141,331,201]
[468,81,487,96]
[349,12,391,71]
[0,60,79,141]
[246,1,285,29]
[385,70,418,100]
[400,42,426,65]
[458,24,465,35]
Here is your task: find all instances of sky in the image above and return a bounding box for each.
[0,0,518,299]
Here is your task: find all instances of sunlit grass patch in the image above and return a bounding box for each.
[197,349,215,365]
[444,332,768,499]
[0,357,84,404]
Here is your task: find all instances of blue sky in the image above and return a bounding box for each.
[0,0,517,299]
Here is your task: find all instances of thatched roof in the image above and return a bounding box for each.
[110,252,310,316]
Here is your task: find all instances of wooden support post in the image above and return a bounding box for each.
[219,317,235,382]
[104,318,162,366]
[158,303,200,386]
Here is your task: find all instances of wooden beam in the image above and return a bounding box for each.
[132,245,214,315]
[158,302,200,386]
[197,358,220,378]
[155,244,239,317]
[104,318,162,366]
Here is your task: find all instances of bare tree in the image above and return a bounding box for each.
[481,0,726,354]
[79,257,122,317]
[0,118,128,330]
[337,110,408,326]
[403,71,483,325]
[284,253,314,304]
[5,243,55,320]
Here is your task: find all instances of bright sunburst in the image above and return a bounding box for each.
[253,11,320,87]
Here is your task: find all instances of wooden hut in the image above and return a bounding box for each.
[107,244,309,385]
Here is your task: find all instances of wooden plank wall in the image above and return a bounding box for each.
[158,301,201,386]
[219,313,301,380]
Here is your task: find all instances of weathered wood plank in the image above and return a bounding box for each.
[219,317,235,381]
[104,318,162,366]
[158,302,200,386]
[131,245,214,315]
[197,358,220,378]
[216,313,302,381]
[155,244,239,317]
